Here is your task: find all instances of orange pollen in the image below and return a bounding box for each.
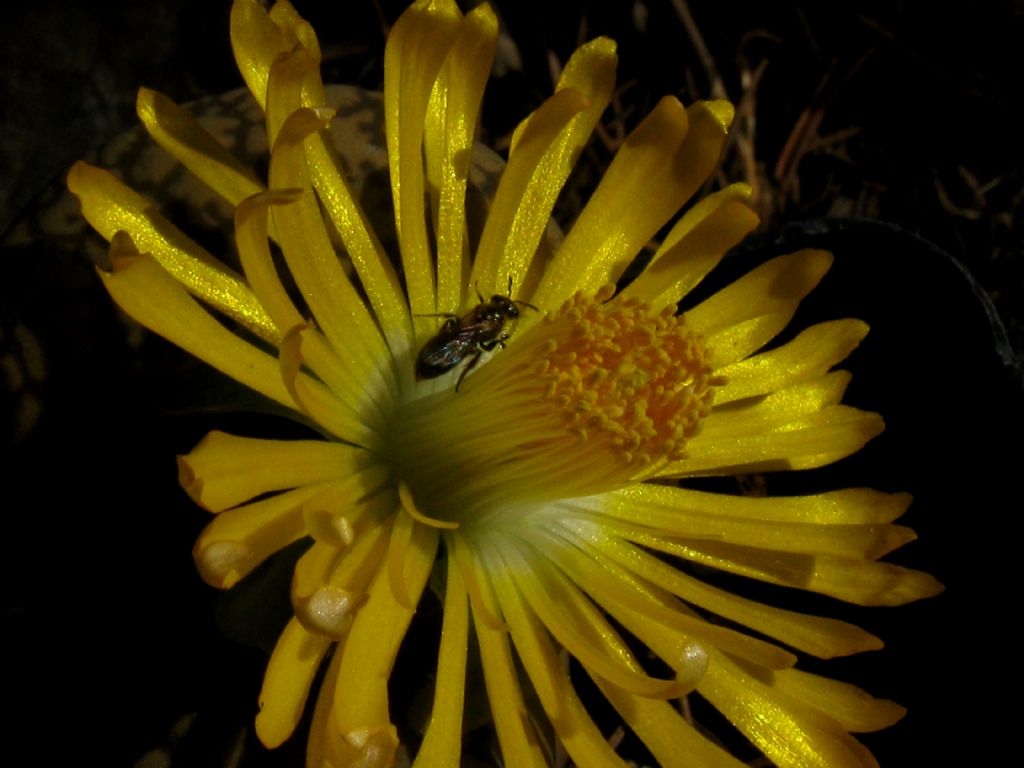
[527,286,719,465]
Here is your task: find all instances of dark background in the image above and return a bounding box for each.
[3,1,1021,766]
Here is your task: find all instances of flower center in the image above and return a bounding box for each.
[386,286,720,528]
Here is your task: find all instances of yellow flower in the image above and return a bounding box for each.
[68,1,942,766]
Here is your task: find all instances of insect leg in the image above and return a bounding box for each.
[478,332,510,352]
[455,349,484,392]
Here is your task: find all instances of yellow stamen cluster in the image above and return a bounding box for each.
[388,287,721,526]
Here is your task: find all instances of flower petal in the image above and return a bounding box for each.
[230,0,318,110]
[256,617,332,748]
[714,319,870,404]
[277,323,381,447]
[503,542,683,699]
[424,4,499,316]
[293,519,389,638]
[300,465,393,548]
[703,373,854,433]
[600,491,915,562]
[469,545,549,767]
[178,429,369,513]
[136,87,264,207]
[770,668,906,733]
[67,162,276,340]
[269,108,397,400]
[97,240,295,411]
[385,0,463,319]
[594,679,749,768]
[619,184,760,311]
[306,117,412,358]
[332,520,439,748]
[487,544,630,768]
[413,548,470,768]
[236,193,389,432]
[532,98,734,311]
[193,483,328,588]
[573,528,883,658]
[667,406,885,475]
[233,189,304,333]
[699,652,882,768]
[687,249,833,367]
[632,533,944,606]
[473,37,618,301]
[540,520,798,670]
[608,483,913,525]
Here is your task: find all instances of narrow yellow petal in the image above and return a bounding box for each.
[598,464,916,560]
[269,108,397,401]
[666,407,885,475]
[385,0,463,319]
[230,0,311,110]
[385,505,419,610]
[688,249,833,367]
[292,520,390,638]
[266,44,319,140]
[606,483,913,526]
[255,617,331,748]
[277,323,380,447]
[577,530,883,658]
[192,483,328,588]
[307,646,359,768]
[620,193,760,312]
[136,87,264,207]
[535,98,735,309]
[770,668,906,733]
[305,118,412,359]
[473,37,617,302]
[177,429,369,513]
[234,189,304,334]
[633,533,944,606]
[504,543,683,699]
[98,244,295,411]
[300,465,393,547]
[333,520,439,737]
[236,191,391,431]
[413,552,470,768]
[425,4,499,316]
[469,554,548,767]
[450,533,506,631]
[703,373,855,436]
[714,319,870,404]
[538,522,797,670]
[699,651,881,768]
[593,678,749,768]
[470,87,590,299]
[647,514,913,560]
[292,540,344,604]
[488,545,629,768]
[67,162,276,340]
[398,482,459,530]
[310,645,404,768]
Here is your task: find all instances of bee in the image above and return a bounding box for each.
[416,280,537,391]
